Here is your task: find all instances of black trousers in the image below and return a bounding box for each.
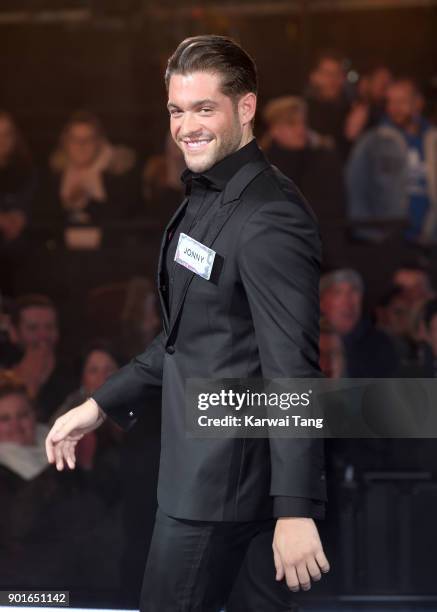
[139,506,299,612]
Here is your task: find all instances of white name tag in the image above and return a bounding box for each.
[175,232,216,280]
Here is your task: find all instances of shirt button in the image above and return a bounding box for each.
[166,345,175,354]
[128,411,134,417]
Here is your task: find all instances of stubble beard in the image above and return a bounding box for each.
[181,116,243,174]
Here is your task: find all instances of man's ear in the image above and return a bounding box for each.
[238,92,257,127]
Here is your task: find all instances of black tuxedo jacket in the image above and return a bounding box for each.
[91,142,327,521]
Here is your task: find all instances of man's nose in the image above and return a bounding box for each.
[180,112,202,136]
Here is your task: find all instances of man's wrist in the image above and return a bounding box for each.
[273,496,326,520]
[87,396,107,421]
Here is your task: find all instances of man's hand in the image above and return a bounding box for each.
[45,398,107,470]
[272,517,330,591]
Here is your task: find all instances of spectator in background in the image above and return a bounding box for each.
[345,64,392,142]
[374,284,434,376]
[261,95,346,263]
[0,111,36,246]
[319,317,346,379]
[0,370,120,588]
[346,78,437,244]
[50,340,123,503]
[0,294,21,368]
[320,268,399,377]
[375,285,411,338]
[304,50,351,160]
[44,111,143,233]
[422,298,437,376]
[54,340,120,418]
[392,261,435,309]
[8,294,77,423]
[0,112,37,294]
[86,276,161,361]
[142,131,184,230]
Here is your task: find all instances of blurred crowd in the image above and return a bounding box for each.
[1,49,437,597]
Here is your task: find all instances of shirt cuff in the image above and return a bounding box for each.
[273,496,326,520]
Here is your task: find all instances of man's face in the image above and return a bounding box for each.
[13,306,59,351]
[64,122,101,168]
[270,115,308,150]
[320,282,362,335]
[82,350,118,394]
[393,269,432,306]
[0,393,36,445]
[368,68,392,102]
[311,59,345,101]
[167,71,246,173]
[386,83,417,128]
[385,294,411,336]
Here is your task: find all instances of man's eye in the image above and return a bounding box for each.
[170,110,182,117]
[199,108,212,114]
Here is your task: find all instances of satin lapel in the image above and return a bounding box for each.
[157,195,189,333]
[168,191,229,324]
[167,159,270,339]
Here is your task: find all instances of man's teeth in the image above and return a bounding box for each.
[184,139,210,148]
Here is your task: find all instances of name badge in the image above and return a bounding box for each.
[175,232,216,280]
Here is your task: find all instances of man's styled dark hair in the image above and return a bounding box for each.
[164,35,258,102]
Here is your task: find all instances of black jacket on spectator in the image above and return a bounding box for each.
[35,361,78,423]
[0,463,119,588]
[343,316,400,377]
[305,89,351,161]
[37,158,144,248]
[0,155,37,223]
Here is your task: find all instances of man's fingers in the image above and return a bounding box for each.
[54,442,65,471]
[64,440,76,469]
[50,415,75,442]
[315,549,330,574]
[284,564,300,591]
[45,435,55,464]
[296,561,311,590]
[273,547,284,581]
[306,556,322,581]
[46,417,71,464]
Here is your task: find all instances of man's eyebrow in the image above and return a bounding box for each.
[167,99,218,110]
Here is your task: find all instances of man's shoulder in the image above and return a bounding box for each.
[240,162,319,225]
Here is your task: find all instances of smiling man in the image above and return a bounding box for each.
[45,35,329,611]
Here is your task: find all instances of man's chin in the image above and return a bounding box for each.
[184,153,215,174]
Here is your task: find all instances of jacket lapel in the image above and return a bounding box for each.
[157,195,189,333]
[167,158,270,341]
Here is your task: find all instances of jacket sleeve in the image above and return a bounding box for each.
[237,194,327,519]
[89,329,166,431]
